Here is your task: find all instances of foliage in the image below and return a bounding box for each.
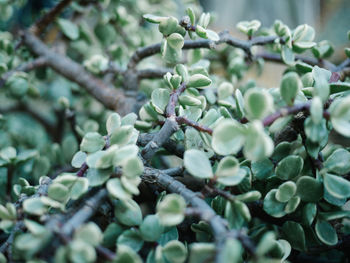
[0,0,350,262]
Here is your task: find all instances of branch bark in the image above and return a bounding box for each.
[127,31,337,71]
[21,31,135,115]
[0,57,47,88]
[142,166,255,262]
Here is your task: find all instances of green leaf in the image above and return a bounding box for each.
[75,222,102,247]
[312,66,330,102]
[184,149,213,179]
[140,215,164,242]
[48,183,69,202]
[114,145,139,166]
[123,157,144,178]
[296,176,323,202]
[198,13,211,28]
[162,39,182,64]
[151,88,170,114]
[282,221,306,251]
[256,232,276,256]
[175,64,188,83]
[143,14,166,24]
[281,45,295,65]
[310,96,323,124]
[157,194,186,226]
[0,253,5,263]
[324,149,350,175]
[280,72,302,106]
[315,220,338,246]
[275,181,296,203]
[244,88,273,120]
[0,146,16,163]
[218,168,246,186]
[206,30,220,41]
[179,95,201,107]
[117,229,144,252]
[188,243,215,263]
[80,132,105,153]
[212,119,245,155]
[158,227,179,246]
[86,168,111,187]
[312,40,334,59]
[218,82,234,100]
[162,240,187,263]
[323,173,350,199]
[263,190,286,218]
[114,244,142,263]
[330,82,350,94]
[109,125,134,146]
[187,74,212,88]
[159,17,179,36]
[243,121,274,161]
[7,73,29,98]
[275,155,303,180]
[186,8,195,25]
[86,150,110,169]
[236,191,261,202]
[292,24,315,53]
[115,199,142,226]
[102,223,123,248]
[121,113,138,126]
[106,113,121,135]
[167,33,184,49]
[301,72,314,87]
[222,238,242,263]
[302,203,317,226]
[23,197,48,216]
[251,158,274,180]
[330,96,350,137]
[57,18,79,40]
[236,20,261,36]
[71,151,86,168]
[215,157,246,186]
[284,196,300,214]
[215,156,239,177]
[107,178,132,200]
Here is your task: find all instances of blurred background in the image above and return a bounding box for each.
[199,0,350,88]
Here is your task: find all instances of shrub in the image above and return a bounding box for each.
[0,0,350,262]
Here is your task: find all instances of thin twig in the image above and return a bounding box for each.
[176,116,213,135]
[31,0,74,36]
[262,102,311,127]
[0,57,47,88]
[137,68,173,79]
[127,30,337,71]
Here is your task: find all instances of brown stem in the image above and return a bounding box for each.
[31,0,74,36]
[166,82,187,117]
[176,116,213,135]
[137,68,173,79]
[6,165,14,201]
[263,102,311,127]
